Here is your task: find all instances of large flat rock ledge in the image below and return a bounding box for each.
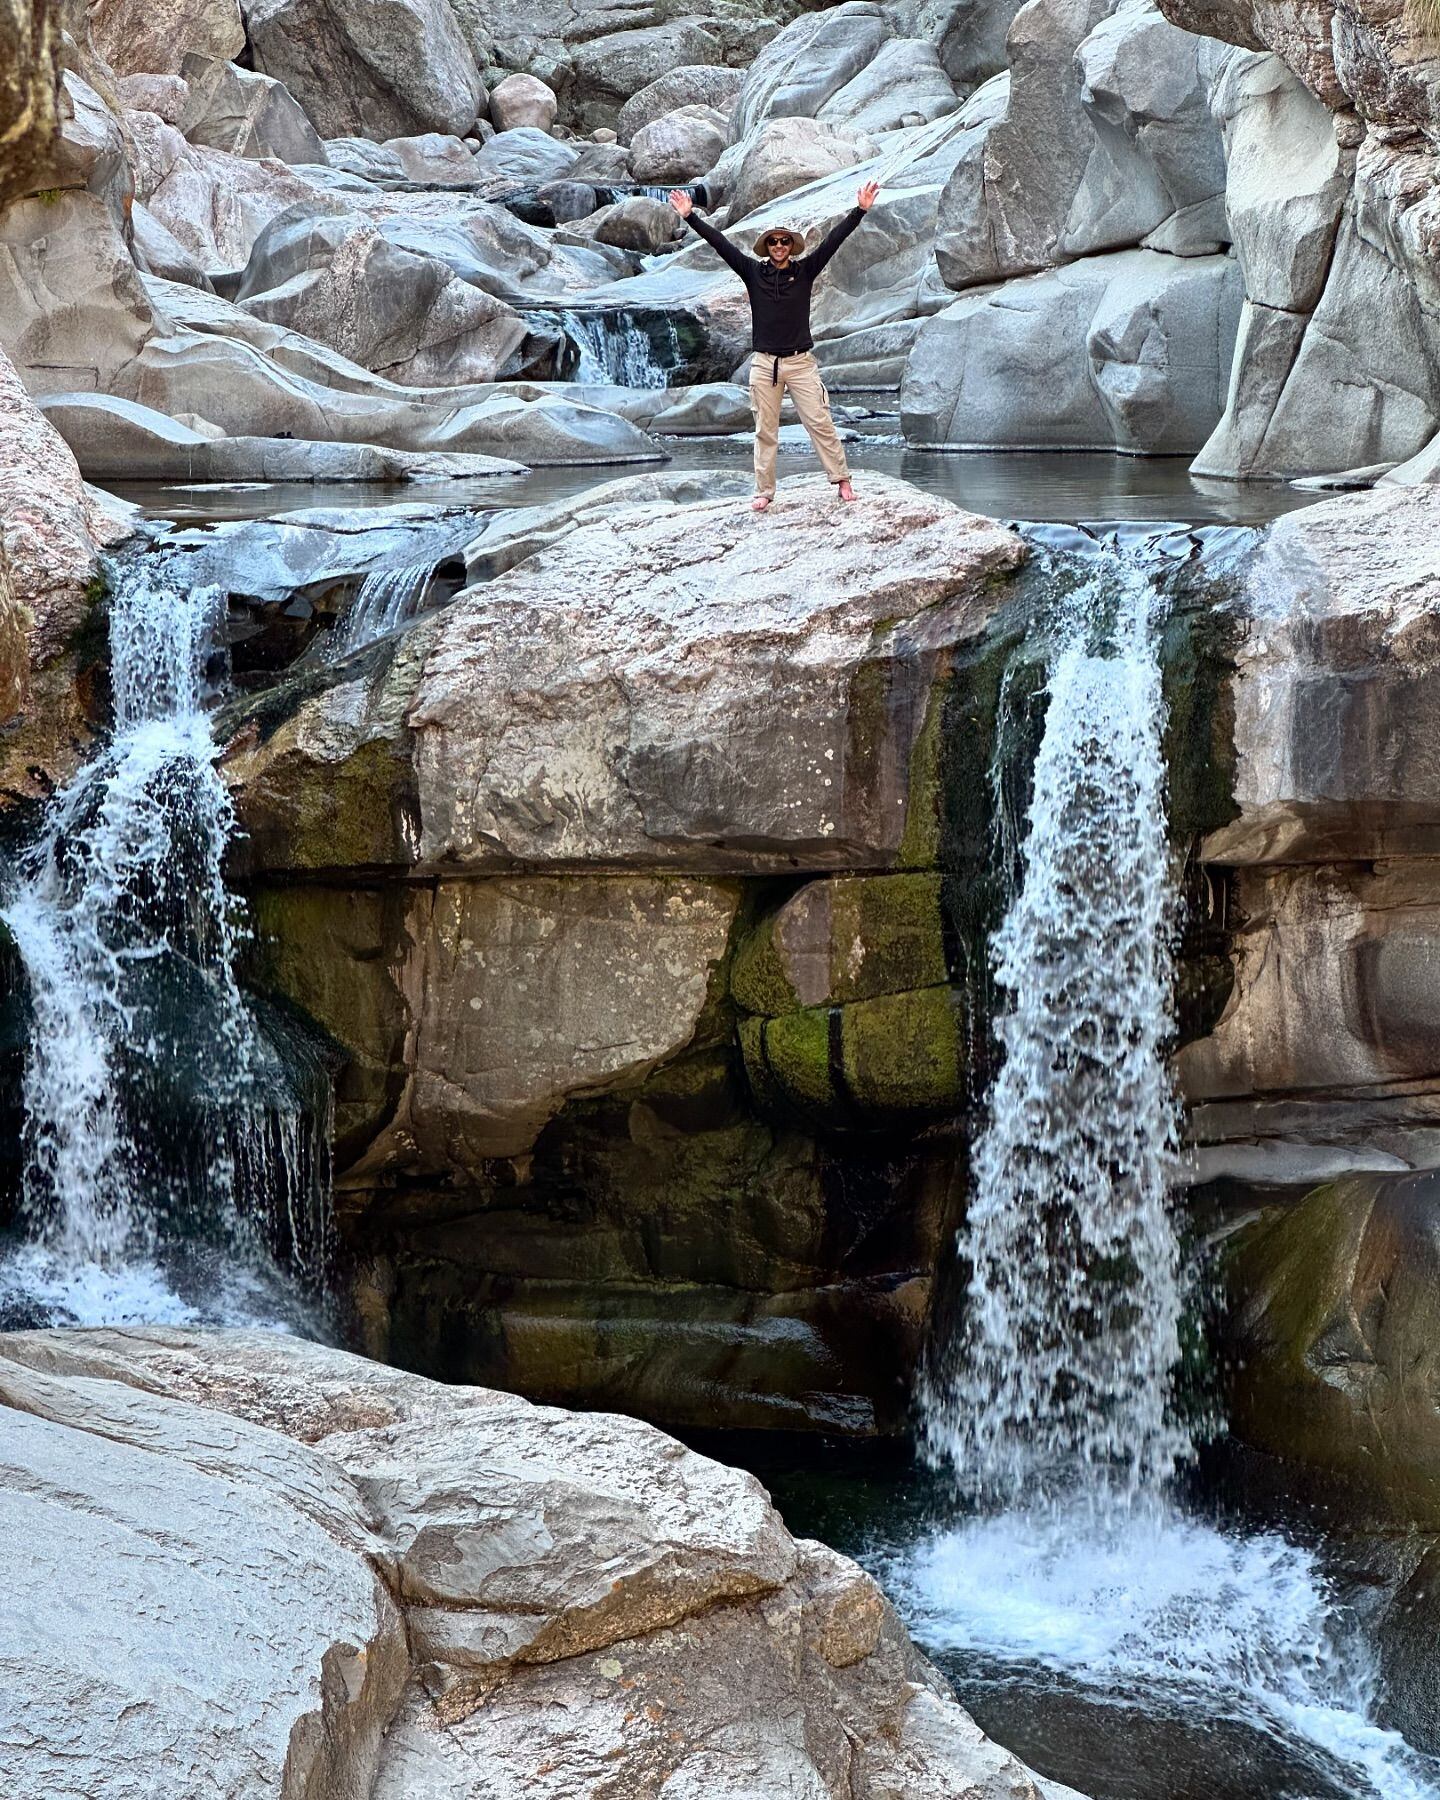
[0,1326,1085,1800]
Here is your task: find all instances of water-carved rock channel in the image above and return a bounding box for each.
[2,439,1439,1796]
[4,0,1440,1780]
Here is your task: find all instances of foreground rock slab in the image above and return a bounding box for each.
[0,1326,1086,1800]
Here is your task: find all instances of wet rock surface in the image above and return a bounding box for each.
[212,473,1022,1431]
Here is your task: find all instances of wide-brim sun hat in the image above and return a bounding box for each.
[751,223,810,256]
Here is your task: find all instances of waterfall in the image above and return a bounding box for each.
[898,538,1440,1800]
[921,553,1188,1504]
[592,183,680,207]
[328,560,434,658]
[0,559,330,1329]
[557,308,679,388]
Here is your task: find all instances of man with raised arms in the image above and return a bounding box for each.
[670,181,881,511]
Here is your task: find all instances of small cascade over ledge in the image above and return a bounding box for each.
[921,550,1187,1505]
[553,308,682,388]
[0,555,332,1331]
[327,559,436,658]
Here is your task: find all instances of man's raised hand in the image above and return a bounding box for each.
[857,181,880,210]
[669,188,693,217]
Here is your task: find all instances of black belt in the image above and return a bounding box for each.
[758,347,809,384]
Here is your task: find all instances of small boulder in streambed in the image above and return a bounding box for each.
[629,103,730,184]
[488,72,558,133]
[470,123,580,190]
[573,194,685,252]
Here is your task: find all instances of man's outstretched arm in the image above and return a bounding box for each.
[669,189,752,280]
[805,180,881,274]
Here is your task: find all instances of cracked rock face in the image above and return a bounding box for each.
[1182,486,1440,1190]
[0,348,130,803]
[223,473,1026,878]
[0,1326,1088,1800]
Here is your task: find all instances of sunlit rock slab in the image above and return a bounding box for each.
[1201,485,1440,868]
[222,472,1027,878]
[0,1326,1087,1800]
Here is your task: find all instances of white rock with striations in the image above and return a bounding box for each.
[903,246,1241,452]
[0,1326,1088,1800]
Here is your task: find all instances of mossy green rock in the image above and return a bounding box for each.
[1226,1170,1440,1528]
[249,884,414,1155]
[732,873,952,1015]
[740,985,966,1128]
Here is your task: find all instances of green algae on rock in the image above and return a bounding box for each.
[1225,1171,1440,1528]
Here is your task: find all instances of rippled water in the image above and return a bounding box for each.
[103,434,1323,528]
[0,560,329,1330]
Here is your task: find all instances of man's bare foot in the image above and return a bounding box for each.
[837,480,857,502]
[752,494,773,511]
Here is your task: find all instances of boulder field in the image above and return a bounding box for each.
[0,0,1436,480]
[0,1325,1086,1799]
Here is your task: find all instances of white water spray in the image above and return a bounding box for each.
[329,560,434,657]
[903,541,1440,1800]
[558,308,679,388]
[0,561,327,1328]
[922,557,1187,1502]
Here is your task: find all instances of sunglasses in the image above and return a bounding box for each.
[765,235,792,247]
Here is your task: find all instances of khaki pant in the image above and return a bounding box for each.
[747,351,850,497]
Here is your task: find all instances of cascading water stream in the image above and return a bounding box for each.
[921,555,1187,1505]
[0,559,330,1329]
[328,560,435,657]
[891,541,1440,1800]
[555,308,680,388]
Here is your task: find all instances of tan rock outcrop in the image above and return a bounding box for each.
[223,473,1025,877]
[0,0,62,208]
[0,1325,1088,1800]
[220,475,1021,1432]
[1182,487,1440,1186]
[0,346,130,801]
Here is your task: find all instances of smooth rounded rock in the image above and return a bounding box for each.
[489,71,558,132]
[630,103,729,183]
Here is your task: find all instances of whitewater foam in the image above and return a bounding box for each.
[888,1501,1440,1800]
[910,537,1440,1799]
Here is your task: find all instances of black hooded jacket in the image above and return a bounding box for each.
[683,207,866,354]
